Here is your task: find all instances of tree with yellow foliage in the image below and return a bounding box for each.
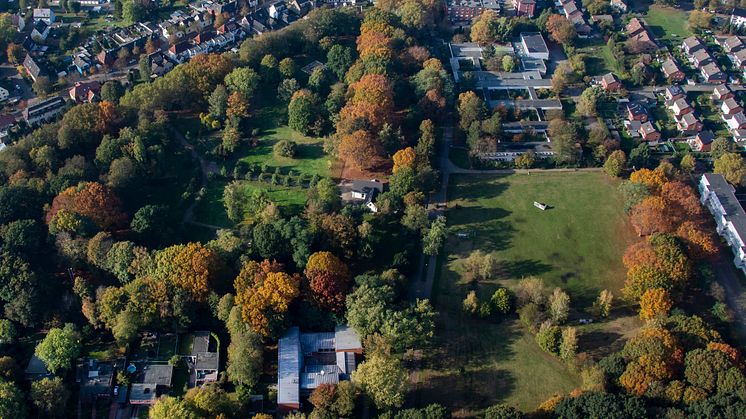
[392,147,416,173]
[639,288,673,320]
[234,260,300,338]
[153,243,222,302]
[629,168,668,192]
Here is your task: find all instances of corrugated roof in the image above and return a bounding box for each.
[301,371,339,388]
[335,325,362,351]
[278,327,301,406]
[300,332,334,353]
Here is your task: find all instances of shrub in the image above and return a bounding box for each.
[491,288,513,314]
[518,303,542,333]
[273,139,297,158]
[536,321,561,355]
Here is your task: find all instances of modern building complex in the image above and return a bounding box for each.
[277,326,363,413]
[700,173,746,275]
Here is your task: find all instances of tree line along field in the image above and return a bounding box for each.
[413,172,639,414]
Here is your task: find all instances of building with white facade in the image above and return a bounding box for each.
[732,8,746,28]
[700,173,746,275]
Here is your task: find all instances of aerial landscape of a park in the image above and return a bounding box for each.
[2,0,746,417]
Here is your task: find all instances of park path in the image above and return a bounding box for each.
[171,127,224,230]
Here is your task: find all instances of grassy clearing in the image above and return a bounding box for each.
[445,172,635,304]
[575,39,617,76]
[414,317,581,415]
[415,172,638,414]
[644,6,692,43]
[193,179,308,227]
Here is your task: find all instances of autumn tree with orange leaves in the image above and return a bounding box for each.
[639,288,673,320]
[660,181,704,225]
[622,234,692,301]
[47,182,128,231]
[675,221,717,260]
[234,260,301,338]
[629,168,668,192]
[619,326,682,395]
[630,196,669,236]
[305,251,352,313]
[338,130,383,171]
[338,74,395,134]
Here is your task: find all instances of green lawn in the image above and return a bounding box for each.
[575,39,618,76]
[445,172,635,303]
[644,6,692,44]
[238,104,337,178]
[414,172,637,413]
[193,179,308,227]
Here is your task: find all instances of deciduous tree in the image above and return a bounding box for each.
[714,152,746,186]
[47,182,127,231]
[234,260,300,338]
[546,14,577,44]
[35,324,81,373]
[639,287,673,320]
[305,251,352,313]
[352,353,407,410]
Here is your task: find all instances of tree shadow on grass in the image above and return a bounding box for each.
[495,259,552,279]
[415,316,520,413]
[294,143,325,160]
[580,330,625,359]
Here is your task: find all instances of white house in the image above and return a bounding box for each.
[700,173,746,275]
[350,180,383,213]
[520,32,549,61]
[732,7,746,28]
[610,0,627,12]
[33,8,55,24]
[269,1,287,19]
[31,20,50,41]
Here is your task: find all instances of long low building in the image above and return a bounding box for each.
[277,326,362,413]
[699,173,746,274]
[23,96,66,126]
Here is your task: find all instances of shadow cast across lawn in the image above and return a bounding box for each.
[495,258,553,280]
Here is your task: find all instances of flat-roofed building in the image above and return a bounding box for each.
[700,173,746,274]
[520,32,549,60]
[278,326,362,413]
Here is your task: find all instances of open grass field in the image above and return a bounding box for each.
[413,172,638,415]
[238,104,339,178]
[193,179,308,227]
[413,316,581,415]
[644,5,692,43]
[445,172,635,303]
